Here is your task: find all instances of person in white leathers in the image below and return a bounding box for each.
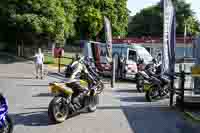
[34,48,44,79]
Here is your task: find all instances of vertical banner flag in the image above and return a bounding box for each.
[162,0,176,74]
[104,16,113,63]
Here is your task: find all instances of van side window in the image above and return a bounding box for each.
[128,50,137,61]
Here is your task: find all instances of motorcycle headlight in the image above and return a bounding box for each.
[48,83,58,94]
[48,84,53,93]
[50,87,60,96]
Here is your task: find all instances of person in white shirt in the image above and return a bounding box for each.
[34,48,44,79]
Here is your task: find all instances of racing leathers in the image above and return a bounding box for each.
[69,58,95,99]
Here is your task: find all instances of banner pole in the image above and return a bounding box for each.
[111,59,116,88]
[58,56,61,73]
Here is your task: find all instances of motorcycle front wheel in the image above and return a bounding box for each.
[136,74,144,92]
[96,81,104,94]
[87,95,99,112]
[145,85,159,102]
[136,79,144,92]
[48,97,69,123]
[0,115,13,133]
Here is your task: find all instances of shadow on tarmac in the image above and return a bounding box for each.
[97,104,200,133]
[119,96,147,103]
[21,84,49,87]
[0,52,29,64]
[32,93,53,97]
[24,107,48,110]
[115,89,139,93]
[10,111,53,127]
[0,76,34,79]
[47,72,66,80]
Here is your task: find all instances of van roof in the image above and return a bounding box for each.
[112,43,144,49]
[90,42,145,49]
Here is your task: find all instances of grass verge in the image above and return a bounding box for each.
[44,53,73,65]
[184,111,200,123]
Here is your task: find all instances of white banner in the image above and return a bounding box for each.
[104,16,112,63]
[162,0,176,74]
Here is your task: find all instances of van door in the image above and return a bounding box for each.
[125,49,138,77]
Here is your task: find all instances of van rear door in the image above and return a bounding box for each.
[125,49,138,76]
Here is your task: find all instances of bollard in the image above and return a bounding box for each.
[111,60,116,88]
[180,71,185,111]
[58,56,61,73]
[170,76,175,107]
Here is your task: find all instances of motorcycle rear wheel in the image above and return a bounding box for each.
[48,97,69,123]
[0,115,13,133]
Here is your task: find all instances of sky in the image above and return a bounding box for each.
[127,0,200,21]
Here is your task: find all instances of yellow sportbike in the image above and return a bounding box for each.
[48,79,104,123]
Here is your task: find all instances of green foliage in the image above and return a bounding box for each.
[4,0,77,45]
[128,0,200,37]
[44,53,72,65]
[128,5,163,37]
[1,0,128,44]
[184,16,200,36]
[75,0,128,40]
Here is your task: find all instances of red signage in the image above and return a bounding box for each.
[112,37,193,44]
[54,48,64,58]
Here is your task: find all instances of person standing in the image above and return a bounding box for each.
[34,48,44,79]
[118,55,125,79]
[121,55,126,79]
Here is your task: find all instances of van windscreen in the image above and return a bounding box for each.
[136,47,153,63]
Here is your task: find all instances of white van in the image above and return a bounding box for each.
[83,41,153,80]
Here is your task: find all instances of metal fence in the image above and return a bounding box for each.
[172,60,200,111]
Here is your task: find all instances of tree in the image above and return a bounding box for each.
[4,0,77,45]
[128,5,163,37]
[0,0,8,41]
[75,0,129,40]
[1,0,129,45]
[113,0,129,37]
[128,0,200,37]
[184,16,200,36]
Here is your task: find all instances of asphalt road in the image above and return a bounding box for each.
[0,53,199,133]
[114,82,200,133]
[0,54,133,133]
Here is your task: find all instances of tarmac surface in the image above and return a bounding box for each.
[0,53,199,133]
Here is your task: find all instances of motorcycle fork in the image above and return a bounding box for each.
[0,116,6,127]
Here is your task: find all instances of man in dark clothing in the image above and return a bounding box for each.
[118,55,125,79]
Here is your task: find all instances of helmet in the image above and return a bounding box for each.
[75,54,81,60]
[152,58,157,64]
[0,92,3,99]
[138,58,144,64]
[83,56,91,65]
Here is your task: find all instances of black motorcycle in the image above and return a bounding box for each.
[136,62,157,92]
[144,74,171,102]
[136,61,172,102]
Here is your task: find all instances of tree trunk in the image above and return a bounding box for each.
[18,45,21,56]
[52,42,55,57]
